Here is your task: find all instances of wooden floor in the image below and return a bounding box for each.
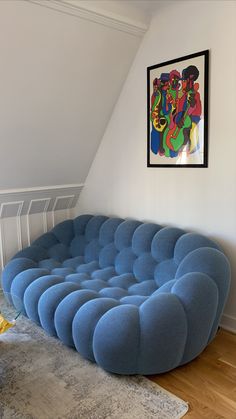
[149,329,236,418]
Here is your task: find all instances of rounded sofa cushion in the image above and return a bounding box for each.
[115,247,137,275]
[55,289,99,347]
[65,273,90,284]
[38,282,80,336]
[151,227,185,262]
[48,243,70,262]
[93,304,140,374]
[72,298,119,362]
[99,243,118,268]
[2,214,231,376]
[91,267,116,281]
[172,272,218,364]
[70,235,87,258]
[51,220,74,246]
[32,232,59,249]
[13,245,48,263]
[99,218,124,246]
[128,280,157,296]
[84,239,102,263]
[2,257,37,298]
[174,233,220,265]
[62,256,84,269]
[73,214,93,236]
[175,247,231,341]
[114,220,141,251]
[85,216,108,242]
[120,295,147,306]
[39,259,61,270]
[108,273,136,289]
[76,261,99,275]
[81,279,108,292]
[10,268,49,314]
[24,275,64,324]
[99,287,128,300]
[132,223,161,256]
[133,253,157,282]
[152,279,177,296]
[51,268,75,277]
[154,259,178,287]
[137,293,188,374]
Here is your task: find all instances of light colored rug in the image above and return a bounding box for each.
[0,297,188,419]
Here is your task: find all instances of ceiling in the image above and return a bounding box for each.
[123,0,159,15]
[0,0,160,190]
[65,0,159,25]
[0,0,143,189]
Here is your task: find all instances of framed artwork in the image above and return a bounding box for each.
[147,50,209,167]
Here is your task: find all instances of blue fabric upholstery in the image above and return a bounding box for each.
[23,275,64,324]
[38,282,80,336]
[11,268,49,315]
[55,289,99,347]
[1,214,231,375]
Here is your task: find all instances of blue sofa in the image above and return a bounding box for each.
[1,215,230,375]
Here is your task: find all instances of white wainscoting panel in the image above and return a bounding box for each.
[0,184,83,273]
[0,217,22,270]
[53,208,73,227]
[51,196,75,227]
[26,198,51,245]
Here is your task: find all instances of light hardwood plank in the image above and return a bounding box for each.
[149,329,236,418]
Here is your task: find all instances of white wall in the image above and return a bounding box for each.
[0,0,141,189]
[77,1,236,330]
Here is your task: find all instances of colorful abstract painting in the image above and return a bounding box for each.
[147,50,209,167]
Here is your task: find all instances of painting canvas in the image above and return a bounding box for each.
[147,50,209,167]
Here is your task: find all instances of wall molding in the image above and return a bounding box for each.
[51,195,75,227]
[0,201,24,269]
[27,0,147,37]
[26,198,51,245]
[0,184,83,271]
[220,313,236,334]
[0,201,24,218]
[0,183,83,196]
[0,183,83,216]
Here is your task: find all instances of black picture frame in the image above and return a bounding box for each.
[147,50,209,167]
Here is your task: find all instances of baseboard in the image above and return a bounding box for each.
[220,313,236,334]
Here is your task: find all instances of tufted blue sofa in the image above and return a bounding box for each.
[1,214,231,375]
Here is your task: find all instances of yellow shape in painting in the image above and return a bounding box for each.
[0,313,15,334]
[189,122,199,153]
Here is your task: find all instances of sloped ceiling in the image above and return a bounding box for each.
[0,0,152,189]
[64,0,158,25]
